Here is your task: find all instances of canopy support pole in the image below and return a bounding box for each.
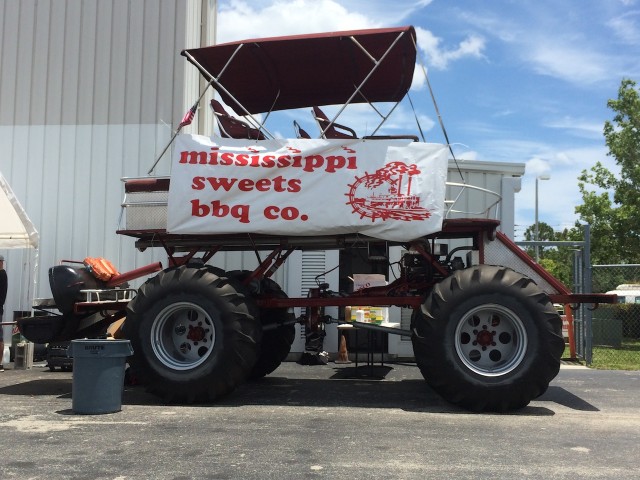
[184,50,275,140]
[411,36,464,182]
[147,78,214,175]
[320,31,408,137]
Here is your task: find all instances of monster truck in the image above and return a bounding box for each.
[17,26,613,411]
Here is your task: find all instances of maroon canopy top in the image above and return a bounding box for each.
[182,26,417,114]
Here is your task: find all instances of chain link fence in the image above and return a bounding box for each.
[590,265,640,367]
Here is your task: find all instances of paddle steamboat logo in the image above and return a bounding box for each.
[345,161,432,221]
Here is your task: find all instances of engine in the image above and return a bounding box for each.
[49,265,105,315]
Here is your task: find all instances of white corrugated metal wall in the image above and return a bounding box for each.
[0,0,201,323]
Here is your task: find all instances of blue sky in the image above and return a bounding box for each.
[216,0,640,239]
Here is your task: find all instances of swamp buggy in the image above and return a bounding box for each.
[18,26,613,412]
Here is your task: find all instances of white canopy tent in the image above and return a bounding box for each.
[1,171,39,345]
[0,171,39,250]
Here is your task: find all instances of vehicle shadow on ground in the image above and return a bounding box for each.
[536,386,599,412]
[0,378,72,397]
[211,374,567,416]
[0,364,599,415]
[123,379,597,414]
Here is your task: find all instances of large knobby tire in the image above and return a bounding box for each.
[123,265,261,403]
[412,265,564,412]
[227,271,296,379]
[248,284,296,380]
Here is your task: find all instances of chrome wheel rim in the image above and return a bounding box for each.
[454,303,527,376]
[151,302,216,370]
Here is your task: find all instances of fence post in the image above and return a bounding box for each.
[572,249,584,360]
[583,224,593,365]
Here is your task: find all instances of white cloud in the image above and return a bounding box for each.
[328,0,434,25]
[455,10,518,43]
[607,10,640,43]
[525,157,551,177]
[217,0,375,42]
[515,145,617,232]
[451,146,478,160]
[527,42,613,86]
[470,136,552,163]
[553,152,575,167]
[411,65,427,91]
[415,27,485,69]
[218,2,485,72]
[492,109,515,118]
[456,4,639,87]
[450,131,616,231]
[544,116,604,140]
[516,171,580,233]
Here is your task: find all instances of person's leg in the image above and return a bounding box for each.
[0,324,5,370]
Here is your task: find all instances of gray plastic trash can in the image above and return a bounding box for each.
[68,339,134,414]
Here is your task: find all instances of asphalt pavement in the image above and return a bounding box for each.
[1,360,639,479]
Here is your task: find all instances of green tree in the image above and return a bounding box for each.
[576,78,640,265]
[522,221,578,287]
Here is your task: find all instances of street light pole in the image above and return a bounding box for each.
[535,174,550,263]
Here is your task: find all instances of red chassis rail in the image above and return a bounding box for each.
[118,219,616,322]
[255,291,615,310]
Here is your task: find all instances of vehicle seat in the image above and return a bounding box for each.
[312,106,419,142]
[312,106,358,139]
[210,100,265,140]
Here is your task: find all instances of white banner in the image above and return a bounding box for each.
[167,135,448,242]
